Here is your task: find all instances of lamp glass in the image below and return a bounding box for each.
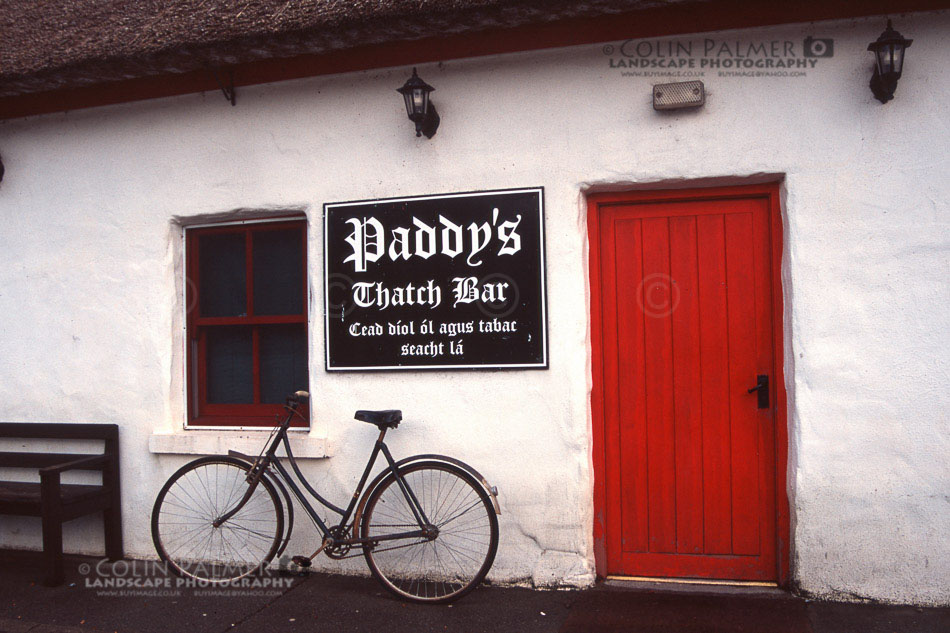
[891,44,905,74]
[413,88,427,115]
[878,45,891,74]
[869,20,912,77]
[877,43,904,76]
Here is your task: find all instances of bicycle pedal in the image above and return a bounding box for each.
[291,556,312,567]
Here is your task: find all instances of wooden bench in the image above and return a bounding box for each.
[0,423,123,586]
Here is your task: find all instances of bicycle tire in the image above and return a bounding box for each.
[265,470,295,558]
[224,455,296,559]
[151,456,284,583]
[360,461,498,603]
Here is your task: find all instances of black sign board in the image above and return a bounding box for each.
[324,188,547,370]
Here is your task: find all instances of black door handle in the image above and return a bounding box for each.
[748,375,769,409]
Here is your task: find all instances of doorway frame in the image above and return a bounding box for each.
[588,182,790,585]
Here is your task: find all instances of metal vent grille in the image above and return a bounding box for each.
[653,81,705,110]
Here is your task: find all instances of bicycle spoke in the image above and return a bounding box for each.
[153,459,282,582]
[362,463,497,603]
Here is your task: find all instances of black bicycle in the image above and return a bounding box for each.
[151,391,500,603]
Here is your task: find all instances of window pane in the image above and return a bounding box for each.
[259,324,309,404]
[199,232,247,317]
[253,228,304,315]
[206,327,253,404]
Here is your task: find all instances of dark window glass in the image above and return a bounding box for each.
[253,229,304,315]
[206,327,253,404]
[199,233,246,317]
[259,324,309,404]
[189,220,308,425]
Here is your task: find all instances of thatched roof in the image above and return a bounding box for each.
[0,0,938,116]
[0,0,680,99]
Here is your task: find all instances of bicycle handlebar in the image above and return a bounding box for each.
[280,391,310,429]
[285,391,310,408]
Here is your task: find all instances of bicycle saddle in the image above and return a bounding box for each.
[354,410,402,429]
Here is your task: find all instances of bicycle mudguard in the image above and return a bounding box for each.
[227,450,295,558]
[395,454,501,515]
[353,455,501,535]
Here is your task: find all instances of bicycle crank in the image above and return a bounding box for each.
[325,526,353,559]
[291,538,331,567]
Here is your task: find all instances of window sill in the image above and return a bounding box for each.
[149,429,330,459]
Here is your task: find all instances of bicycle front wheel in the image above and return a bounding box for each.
[151,456,283,583]
[361,461,499,603]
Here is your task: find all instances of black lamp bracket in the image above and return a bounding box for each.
[869,68,898,104]
[211,68,237,106]
[419,104,440,139]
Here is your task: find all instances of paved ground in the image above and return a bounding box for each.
[0,551,947,633]
[562,582,949,633]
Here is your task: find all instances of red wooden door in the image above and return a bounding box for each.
[591,187,786,581]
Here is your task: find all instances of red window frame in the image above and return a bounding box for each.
[186,219,309,427]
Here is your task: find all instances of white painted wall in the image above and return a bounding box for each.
[0,12,947,605]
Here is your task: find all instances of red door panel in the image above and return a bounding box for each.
[591,189,784,581]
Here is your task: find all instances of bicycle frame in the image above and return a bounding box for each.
[220,402,432,555]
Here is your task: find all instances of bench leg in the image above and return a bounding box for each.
[103,445,123,562]
[102,452,125,561]
[41,514,64,586]
[104,506,123,561]
[40,471,65,586]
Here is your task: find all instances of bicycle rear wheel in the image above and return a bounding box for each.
[151,456,283,582]
[360,461,498,603]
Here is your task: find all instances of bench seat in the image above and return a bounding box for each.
[0,482,110,516]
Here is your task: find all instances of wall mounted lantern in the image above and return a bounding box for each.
[868,20,912,104]
[397,67,440,138]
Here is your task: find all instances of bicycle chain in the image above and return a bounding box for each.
[330,538,429,560]
[328,523,428,560]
